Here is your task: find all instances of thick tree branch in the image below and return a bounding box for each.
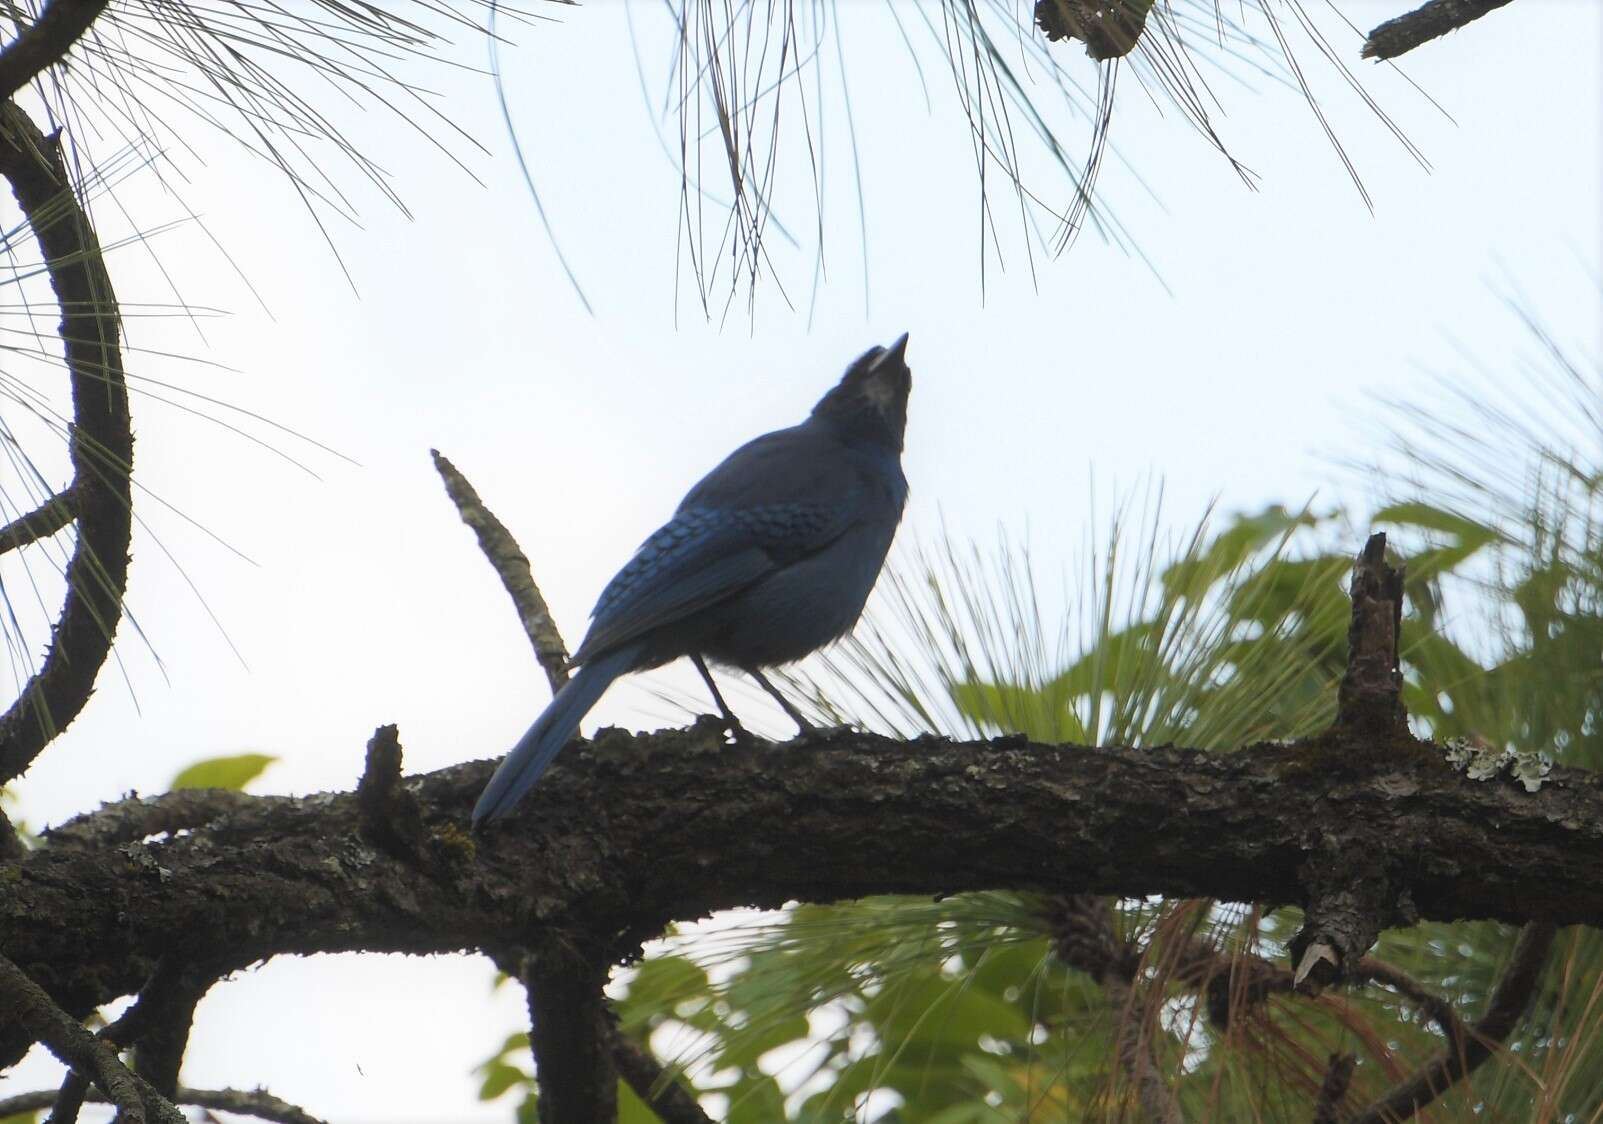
[0,0,111,102]
[0,1085,327,1124]
[0,106,134,786]
[1361,0,1515,60]
[2,727,1599,1039]
[0,953,184,1124]
[0,487,74,555]
[1348,921,1556,1124]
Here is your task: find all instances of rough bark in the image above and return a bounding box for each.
[1361,0,1516,60]
[2,720,1600,1056]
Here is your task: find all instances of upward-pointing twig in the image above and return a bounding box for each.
[431,449,569,692]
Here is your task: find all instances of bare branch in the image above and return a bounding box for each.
[1349,921,1557,1124]
[0,106,134,786]
[1362,0,1516,60]
[0,952,185,1124]
[0,488,74,556]
[0,1085,327,1124]
[1311,1053,1355,1124]
[605,1016,714,1124]
[0,0,111,102]
[1352,956,1467,1050]
[432,449,570,691]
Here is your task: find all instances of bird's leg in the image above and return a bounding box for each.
[747,668,816,735]
[691,654,757,746]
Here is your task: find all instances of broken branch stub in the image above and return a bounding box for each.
[1336,532,1407,734]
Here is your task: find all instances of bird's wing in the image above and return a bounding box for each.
[569,509,776,664]
[571,424,868,665]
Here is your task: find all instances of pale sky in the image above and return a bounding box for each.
[4,0,1600,1120]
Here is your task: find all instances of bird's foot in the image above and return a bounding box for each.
[724,717,766,749]
[695,712,764,749]
[789,722,855,745]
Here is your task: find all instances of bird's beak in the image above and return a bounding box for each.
[871,332,910,371]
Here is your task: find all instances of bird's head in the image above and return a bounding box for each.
[811,333,912,451]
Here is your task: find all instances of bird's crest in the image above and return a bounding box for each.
[812,333,912,450]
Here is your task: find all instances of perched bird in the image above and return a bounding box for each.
[472,335,913,826]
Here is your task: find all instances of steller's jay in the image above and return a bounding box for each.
[472,335,912,826]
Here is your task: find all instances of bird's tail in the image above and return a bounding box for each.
[472,642,643,827]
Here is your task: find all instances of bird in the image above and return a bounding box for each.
[472,334,912,827]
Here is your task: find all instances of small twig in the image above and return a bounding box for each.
[0,488,74,555]
[1311,1053,1355,1124]
[1361,0,1515,60]
[0,1085,328,1124]
[605,1016,714,1124]
[355,724,426,858]
[0,0,112,101]
[431,449,569,692]
[0,952,185,1124]
[1348,921,1557,1124]
[1353,956,1467,1050]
